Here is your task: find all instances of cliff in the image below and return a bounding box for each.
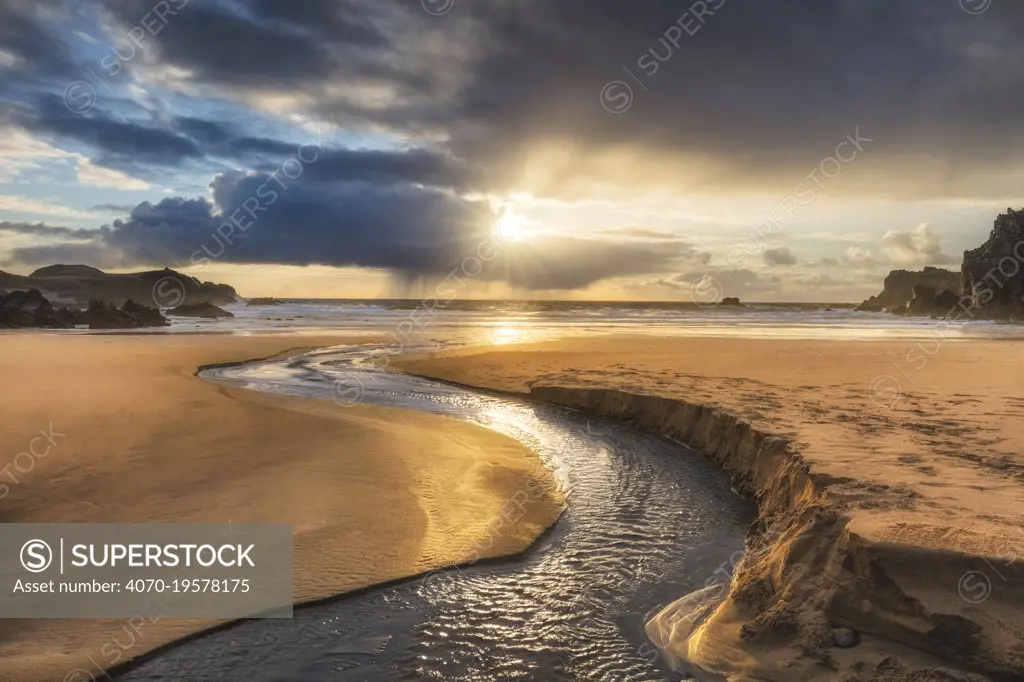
[857,267,962,314]
[962,208,1024,320]
[0,265,237,308]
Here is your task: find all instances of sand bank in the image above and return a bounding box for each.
[0,334,563,682]
[392,336,1024,681]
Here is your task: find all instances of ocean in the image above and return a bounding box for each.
[151,299,1024,343]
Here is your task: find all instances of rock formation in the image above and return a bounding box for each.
[84,299,168,329]
[168,302,234,318]
[857,267,961,314]
[961,208,1024,320]
[0,289,81,328]
[0,265,237,308]
[902,285,963,318]
[246,297,281,306]
[720,297,744,307]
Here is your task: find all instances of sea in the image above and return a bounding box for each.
[141,299,1024,343]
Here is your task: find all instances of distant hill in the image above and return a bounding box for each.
[0,265,238,308]
[28,264,107,278]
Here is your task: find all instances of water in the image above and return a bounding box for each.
[117,344,754,681]
[151,298,1024,341]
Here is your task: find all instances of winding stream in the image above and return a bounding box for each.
[119,344,754,681]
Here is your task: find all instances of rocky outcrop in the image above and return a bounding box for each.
[246,297,281,306]
[720,297,744,307]
[84,299,168,329]
[858,267,962,314]
[961,208,1024,320]
[168,302,234,318]
[902,285,964,318]
[0,289,81,328]
[0,265,238,308]
[528,387,1022,681]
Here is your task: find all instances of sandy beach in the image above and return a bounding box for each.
[0,334,564,682]
[393,336,1024,680]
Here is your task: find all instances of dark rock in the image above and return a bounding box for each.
[169,302,234,318]
[720,297,744,307]
[84,299,168,329]
[831,627,860,648]
[122,299,168,326]
[858,267,962,313]
[961,208,1024,320]
[896,285,965,318]
[905,285,937,315]
[246,297,281,306]
[0,289,81,328]
[932,289,962,317]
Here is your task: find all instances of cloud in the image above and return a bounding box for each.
[10,1,1024,201]
[881,223,956,266]
[1,242,128,270]
[598,227,685,241]
[843,246,878,269]
[763,246,798,266]
[799,231,874,243]
[3,0,1022,296]
[0,221,95,238]
[0,195,98,220]
[76,157,149,190]
[0,127,76,182]
[90,204,137,213]
[498,237,688,290]
[11,95,204,166]
[7,96,476,191]
[9,169,695,290]
[654,268,782,299]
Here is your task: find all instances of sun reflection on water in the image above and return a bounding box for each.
[490,325,528,345]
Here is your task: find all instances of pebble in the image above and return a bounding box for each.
[832,627,860,648]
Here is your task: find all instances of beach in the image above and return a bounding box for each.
[1,329,1021,680]
[0,334,564,682]
[393,335,1024,680]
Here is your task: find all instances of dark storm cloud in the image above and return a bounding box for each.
[100,171,493,272]
[8,97,475,188]
[67,0,1024,197]
[11,0,1024,195]
[0,0,78,85]
[5,179,492,274]
[9,1,1024,185]
[93,0,395,89]
[437,0,1024,193]
[12,95,204,165]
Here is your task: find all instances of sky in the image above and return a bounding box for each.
[0,0,1021,302]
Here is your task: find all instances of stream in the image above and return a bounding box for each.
[117,344,754,681]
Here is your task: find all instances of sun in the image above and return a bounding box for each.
[496,212,526,241]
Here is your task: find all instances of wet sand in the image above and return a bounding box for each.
[0,334,564,682]
[393,336,1024,680]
